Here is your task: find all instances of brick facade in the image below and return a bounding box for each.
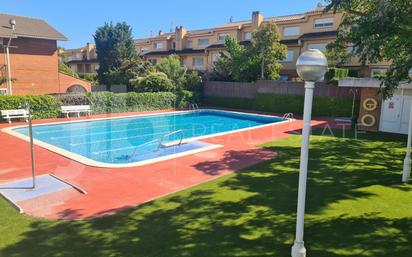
[0,37,91,95]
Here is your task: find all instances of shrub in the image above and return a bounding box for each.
[203,93,359,117]
[325,67,350,85]
[89,91,176,114]
[175,90,194,109]
[130,72,174,92]
[59,63,79,78]
[54,93,90,106]
[0,95,60,120]
[79,73,98,85]
[183,71,203,92]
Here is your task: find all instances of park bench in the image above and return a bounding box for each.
[61,105,91,118]
[1,109,29,123]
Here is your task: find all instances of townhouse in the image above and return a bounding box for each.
[135,5,389,80]
[0,13,91,95]
[62,42,99,74]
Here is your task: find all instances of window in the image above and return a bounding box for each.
[198,38,209,47]
[283,26,300,36]
[307,43,327,52]
[172,42,176,49]
[154,42,163,49]
[0,88,7,95]
[192,57,204,68]
[141,47,148,53]
[314,18,334,29]
[371,68,387,78]
[281,50,294,62]
[149,59,157,65]
[217,33,230,41]
[244,32,252,40]
[187,40,193,48]
[75,53,82,59]
[212,53,221,61]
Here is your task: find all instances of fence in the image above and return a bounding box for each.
[204,80,356,99]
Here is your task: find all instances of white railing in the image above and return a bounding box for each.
[282,113,294,120]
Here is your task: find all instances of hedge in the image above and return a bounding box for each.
[203,93,359,117]
[0,95,60,120]
[0,92,178,122]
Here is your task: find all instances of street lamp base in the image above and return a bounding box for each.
[291,241,306,257]
[402,156,411,182]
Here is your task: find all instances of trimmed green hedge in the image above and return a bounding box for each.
[0,92,177,122]
[89,92,176,114]
[203,93,359,117]
[0,95,60,120]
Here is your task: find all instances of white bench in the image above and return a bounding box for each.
[1,109,29,123]
[61,105,91,118]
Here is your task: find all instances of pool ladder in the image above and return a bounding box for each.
[282,113,294,120]
[130,129,184,157]
[190,103,199,110]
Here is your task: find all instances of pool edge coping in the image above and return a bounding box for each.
[1,109,291,168]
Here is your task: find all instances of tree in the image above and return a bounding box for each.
[251,23,287,80]
[325,0,412,99]
[94,22,140,86]
[213,37,260,82]
[213,23,286,82]
[155,55,187,88]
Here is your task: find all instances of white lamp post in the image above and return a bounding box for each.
[291,49,328,257]
[402,68,412,182]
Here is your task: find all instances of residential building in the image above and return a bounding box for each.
[135,5,387,80]
[0,13,91,95]
[62,43,99,74]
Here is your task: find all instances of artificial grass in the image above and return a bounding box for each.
[0,129,411,257]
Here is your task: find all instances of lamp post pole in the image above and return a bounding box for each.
[291,49,327,257]
[402,68,412,182]
[291,80,315,257]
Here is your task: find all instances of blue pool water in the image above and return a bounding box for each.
[12,110,283,164]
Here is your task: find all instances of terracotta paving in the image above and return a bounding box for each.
[0,110,328,220]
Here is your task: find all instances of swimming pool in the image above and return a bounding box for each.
[5,109,284,167]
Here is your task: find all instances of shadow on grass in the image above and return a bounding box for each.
[1,130,411,257]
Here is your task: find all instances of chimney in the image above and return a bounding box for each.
[158,30,164,36]
[175,26,187,51]
[252,11,263,29]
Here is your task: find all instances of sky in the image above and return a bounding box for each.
[1,0,325,49]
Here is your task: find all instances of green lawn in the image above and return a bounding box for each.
[1,129,411,257]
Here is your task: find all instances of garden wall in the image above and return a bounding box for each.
[204,80,355,98]
[92,84,127,93]
[203,80,360,117]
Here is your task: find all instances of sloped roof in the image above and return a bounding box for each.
[0,13,67,41]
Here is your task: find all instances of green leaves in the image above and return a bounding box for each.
[213,24,286,82]
[325,0,412,99]
[94,22,140,86]
[155,55,187,88]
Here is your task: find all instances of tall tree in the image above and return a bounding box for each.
[94,22,139,85]
[325,0,412,98]
[252,23,287,80]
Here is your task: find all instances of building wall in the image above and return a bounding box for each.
[0,37,91,95]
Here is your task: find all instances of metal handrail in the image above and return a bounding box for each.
[130,138,162,157]
[160,129,184,147]
[190,103,199,110]
[129,130,184,158]
[283,112,294,120]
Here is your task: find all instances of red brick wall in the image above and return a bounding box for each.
[58,72,91,92]
[0,37,90,95]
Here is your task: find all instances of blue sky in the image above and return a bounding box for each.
[2,0,325,49]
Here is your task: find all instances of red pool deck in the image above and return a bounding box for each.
[0,110,328,220]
